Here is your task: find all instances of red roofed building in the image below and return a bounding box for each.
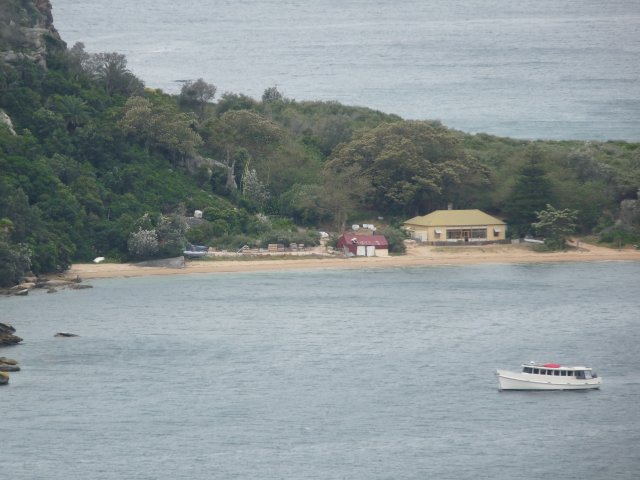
[336,234,389,257]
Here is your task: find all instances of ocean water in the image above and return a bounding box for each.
[50,0,640,141]
[2,262,640,479]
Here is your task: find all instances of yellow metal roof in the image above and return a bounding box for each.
[404,209,505,227]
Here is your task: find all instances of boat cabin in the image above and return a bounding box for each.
[522,363,597,379]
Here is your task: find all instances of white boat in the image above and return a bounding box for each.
[496,362,602,391]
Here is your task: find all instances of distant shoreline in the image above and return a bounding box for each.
[62,243,640,280]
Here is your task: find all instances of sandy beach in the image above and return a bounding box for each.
[63,242,640,280]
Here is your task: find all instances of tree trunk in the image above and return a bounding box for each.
[224,148,238,191]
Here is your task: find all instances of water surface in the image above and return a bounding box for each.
[51,0,640,140]
[2,262,639,479]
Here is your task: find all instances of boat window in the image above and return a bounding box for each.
[523,367,532,373]
[533,368,539,374]
[568,371,574,376]
[554,370,560,376]
[561,371,567,376]
[575,371,585,379]
[584,371,592,379]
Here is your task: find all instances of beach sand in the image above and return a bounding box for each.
[63,242,640,280]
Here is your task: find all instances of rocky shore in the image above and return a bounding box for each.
[0,275,92,296]
[0,322,22,346]
[0,323,22,385]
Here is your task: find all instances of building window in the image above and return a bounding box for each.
[471,228,487,239]
[447,229,462,240]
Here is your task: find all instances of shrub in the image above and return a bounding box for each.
[127,228,158,259]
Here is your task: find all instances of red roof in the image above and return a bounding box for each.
[336,234,389,248]
[543,363,561,368]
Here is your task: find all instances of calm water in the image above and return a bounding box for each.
[51,0,640,141]
[2,262,640,479]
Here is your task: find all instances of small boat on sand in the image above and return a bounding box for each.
[496,362,601,391]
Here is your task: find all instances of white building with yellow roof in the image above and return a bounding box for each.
[403,209,507,245]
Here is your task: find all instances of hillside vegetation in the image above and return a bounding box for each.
[1,1,639,285]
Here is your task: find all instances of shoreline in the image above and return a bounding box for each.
[62,243,640,280]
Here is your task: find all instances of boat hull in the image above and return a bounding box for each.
[496,369,601,391]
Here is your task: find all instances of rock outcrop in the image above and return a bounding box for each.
[0,359,20,372]
[0,357,19,385]
[0,110,17,135]
[0,0,65,68]
[0,323,22,346]
[1,275,93,295]
[54,332,79,338]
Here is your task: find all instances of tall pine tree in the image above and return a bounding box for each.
[504,153,554,237]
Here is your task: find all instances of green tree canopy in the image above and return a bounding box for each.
[119,96,203,164]
[504,151,554,237]
[532,204,578,249]
[179,78,217,120]
[327,120,490,215]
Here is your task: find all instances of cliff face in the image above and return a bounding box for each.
[0,0,64,68]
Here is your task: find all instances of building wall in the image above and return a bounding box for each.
[342,245,389,257]
[406,224,506,244]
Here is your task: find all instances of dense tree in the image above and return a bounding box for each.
[89,52,144,96]
[203,110,289,195]
[215,92,258,116]
[127,212,188,260]
[327,121,490,216]
[179,78,216,120]
[262,86,283,103]
[532,204,578,249]
[119,96,202,164]
[0,240,31,287]
[503,152,554,237]
[241,164,271,208]
[128,228,158,259]
[318,164,371,231]
[49,94,90,132]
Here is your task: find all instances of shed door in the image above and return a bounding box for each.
[356,245,366,256]
[366,246,375,257]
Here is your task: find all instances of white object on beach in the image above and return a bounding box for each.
[93,257,105,263]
